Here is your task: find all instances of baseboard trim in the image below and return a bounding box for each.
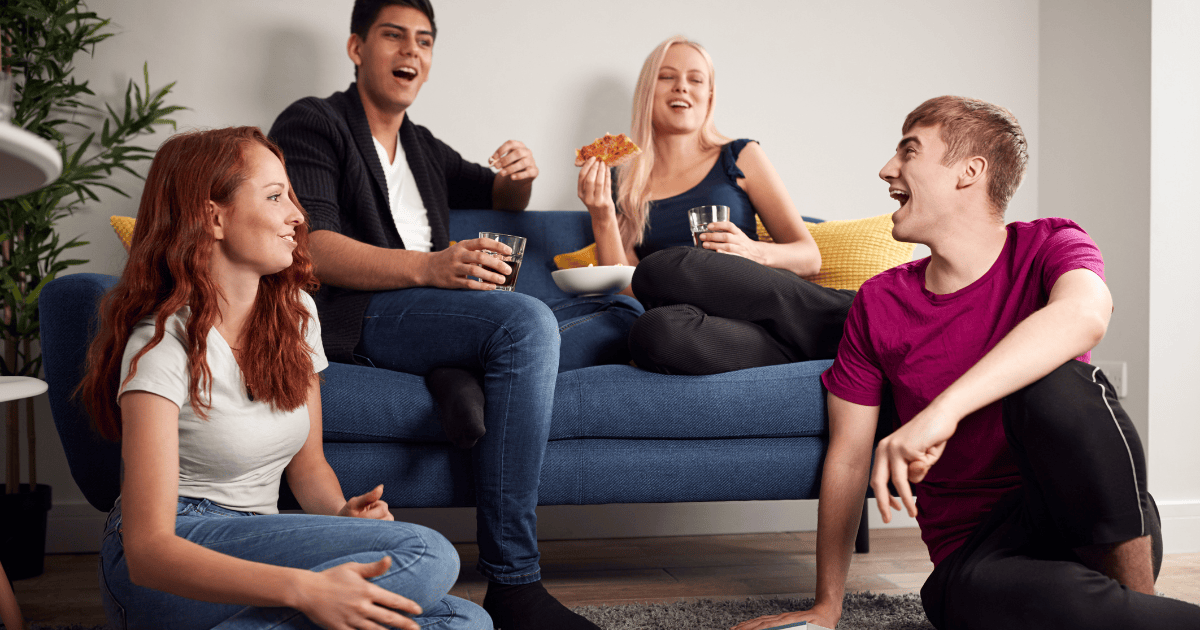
[46,501,106,553]
[46,499,922,553]
[1158,499,1200,554]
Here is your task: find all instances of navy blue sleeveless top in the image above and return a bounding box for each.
[634,139,759,260]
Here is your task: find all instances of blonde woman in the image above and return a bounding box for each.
[577,36,855,375]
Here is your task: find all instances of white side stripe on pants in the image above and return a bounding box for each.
[1090,365,1145,536]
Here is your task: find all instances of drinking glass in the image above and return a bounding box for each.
[688,205,731,247]
[478,232,526,291]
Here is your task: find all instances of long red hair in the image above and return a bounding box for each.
[79,127,318,441]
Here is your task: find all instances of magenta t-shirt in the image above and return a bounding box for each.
[821,218,1105,566]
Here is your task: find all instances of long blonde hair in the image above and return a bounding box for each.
[617,36,730,247]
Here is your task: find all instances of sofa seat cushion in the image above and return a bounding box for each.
[319,435,826,507]
[320,360,832,444]
[550,362,831,440]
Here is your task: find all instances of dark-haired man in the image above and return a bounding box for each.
[736,96,1200,630]
[269,1,614,628]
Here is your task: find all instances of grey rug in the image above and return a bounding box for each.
[574,592,935,630]
[19,592,935,630]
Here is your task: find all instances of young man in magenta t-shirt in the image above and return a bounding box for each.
[735,96,1200,630]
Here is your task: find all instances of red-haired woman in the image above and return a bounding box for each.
[78,127,489,630]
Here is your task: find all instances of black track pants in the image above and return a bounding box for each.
[921,361,1200,630]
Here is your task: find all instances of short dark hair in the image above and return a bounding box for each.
[902,96,1028,215]
[350,0,437,40]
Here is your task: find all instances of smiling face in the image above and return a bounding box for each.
[652,44,712,136]
[878,124,964,244]
[212,143,305,278]
[348,4,433,115]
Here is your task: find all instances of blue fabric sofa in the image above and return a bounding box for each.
[40,210,869,548]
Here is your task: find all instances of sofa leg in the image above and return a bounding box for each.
[854,500,870,553]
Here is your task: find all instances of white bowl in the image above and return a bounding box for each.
[551,265,635,296]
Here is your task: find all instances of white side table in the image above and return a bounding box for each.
[0,376,48,404]
[0,122,62,199]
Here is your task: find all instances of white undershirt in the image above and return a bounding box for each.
[373,134,433,252]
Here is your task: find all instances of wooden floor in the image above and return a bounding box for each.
[12,528,1200,627]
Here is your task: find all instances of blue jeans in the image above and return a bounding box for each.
[99,498,490,630]
[358,289,639,581]
[358,288,559,584]
[547,294,643,372]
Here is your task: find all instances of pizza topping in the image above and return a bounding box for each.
[575,133,642,167]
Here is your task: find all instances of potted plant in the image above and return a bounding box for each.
[0,0,183,579]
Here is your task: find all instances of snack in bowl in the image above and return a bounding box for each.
[574,133,642,167]
[551,264,635,296]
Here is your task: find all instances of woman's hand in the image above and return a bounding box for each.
[698,220,766,265]
[577,157,616,219]
[295,556,422,630]
[731,601,840,630]
[338,484,394,521]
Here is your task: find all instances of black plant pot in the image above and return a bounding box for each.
[0,483,52,580]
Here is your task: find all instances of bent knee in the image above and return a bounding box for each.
[628,305,705,369]
[405,523,461,577]
[631,247,691,296]
[496,293,559,339]
[1008,361,1095,409]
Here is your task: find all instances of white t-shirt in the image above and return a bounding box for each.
[373,134,433,252]
[118,291,329,514]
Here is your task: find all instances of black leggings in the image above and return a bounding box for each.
[921,361,1200,630]
[627,247,856,375]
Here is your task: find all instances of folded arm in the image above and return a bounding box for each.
[490,139,537,211]
[873,267,1113,519]
[702,142,821,277]
[577,157,639,296]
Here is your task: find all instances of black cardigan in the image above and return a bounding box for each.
[269,84,496,363]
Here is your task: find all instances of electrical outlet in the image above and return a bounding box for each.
[1093,361,1127,399]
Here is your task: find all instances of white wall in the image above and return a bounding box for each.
[1149,0,1200,553]
[1039,0,1151,443]
[1039,0,1200,555]
[8,0,1044,551]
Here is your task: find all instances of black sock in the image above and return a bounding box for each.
[483,580,602,630]
[424,367,486,449]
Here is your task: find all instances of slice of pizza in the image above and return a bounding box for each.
[575,133,642,167]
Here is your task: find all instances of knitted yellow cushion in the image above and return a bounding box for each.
[553,242,599,269]
[758,213,914,290]
[111,216,135,251]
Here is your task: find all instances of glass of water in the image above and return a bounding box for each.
[478,232,526,291]
[687,205,731,247]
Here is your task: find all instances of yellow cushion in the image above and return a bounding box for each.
[111,216,135,251]
[553,242,599,269]
[758,213,914,290]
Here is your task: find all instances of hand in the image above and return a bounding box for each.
[698,220,765,264]
[296,556,422,630]
[870,406,957,522]
[577,157,616,218]
[732,601,840,630]
[421,238,512,290]
[339,484,394,521]
[489,140,538,182]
